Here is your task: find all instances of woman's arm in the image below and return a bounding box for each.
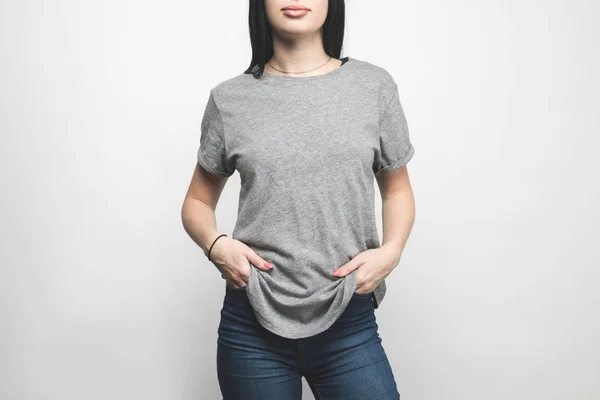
[181,163,228,256]
[181,163,273,288]
[376,165,416,267]
[331,165,415,292]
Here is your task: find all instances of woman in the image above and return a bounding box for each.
[181,0,415,398]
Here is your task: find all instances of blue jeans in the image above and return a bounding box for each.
[217,284,401,399]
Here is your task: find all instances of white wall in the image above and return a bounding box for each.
[1,0,598,399]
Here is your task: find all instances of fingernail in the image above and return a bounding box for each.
[332,271,339,276]
[265,262,273,269]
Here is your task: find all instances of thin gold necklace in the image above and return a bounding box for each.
[268,56,332,75]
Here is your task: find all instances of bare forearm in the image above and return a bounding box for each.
[380,189,415,266]
[181,196,223,256]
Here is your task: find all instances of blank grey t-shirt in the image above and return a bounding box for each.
[197,56,414,339]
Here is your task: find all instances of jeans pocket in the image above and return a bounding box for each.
[227,281,248,291]
[226,278,248,291]
[352,290,373,298]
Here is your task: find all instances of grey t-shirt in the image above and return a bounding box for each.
[197,56,414,339]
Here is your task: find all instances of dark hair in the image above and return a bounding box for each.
[245,0,346,79]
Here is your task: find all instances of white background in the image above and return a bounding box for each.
[1,0,599,399]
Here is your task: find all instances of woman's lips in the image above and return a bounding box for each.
[282,8,310,17]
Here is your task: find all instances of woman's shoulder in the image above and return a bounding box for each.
[349,56,398,89]
[209,71,253,96]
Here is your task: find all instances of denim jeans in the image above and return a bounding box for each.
[217,284,400,399]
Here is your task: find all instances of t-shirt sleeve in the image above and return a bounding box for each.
[197,90,236,177]
[372,80,415,176]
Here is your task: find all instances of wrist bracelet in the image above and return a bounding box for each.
[207,233,227,261]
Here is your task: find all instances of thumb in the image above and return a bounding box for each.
[244,247,274,271]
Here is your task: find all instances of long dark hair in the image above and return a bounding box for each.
[245,0,346,79]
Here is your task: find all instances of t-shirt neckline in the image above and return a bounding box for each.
[260,56,353,83]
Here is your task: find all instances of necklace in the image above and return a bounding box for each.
[268,56,332,75]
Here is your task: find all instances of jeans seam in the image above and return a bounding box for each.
[311,381,324,400]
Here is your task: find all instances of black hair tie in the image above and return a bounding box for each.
[207,233,227,262]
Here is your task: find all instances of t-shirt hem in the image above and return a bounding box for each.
[246,271,358,340]
[374,144,415,176]
[197,149,234,177]
[372,279,386,309]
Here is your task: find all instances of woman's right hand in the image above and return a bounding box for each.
[208,236,274,288]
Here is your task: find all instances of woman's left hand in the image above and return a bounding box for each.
[332,244,401,294]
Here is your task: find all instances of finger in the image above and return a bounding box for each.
[227,272,246,288]
[354,276,370,292]
[221,268,241,285]
[244,248,274,271]
[232,278,246,288]
[333,258,364,277]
